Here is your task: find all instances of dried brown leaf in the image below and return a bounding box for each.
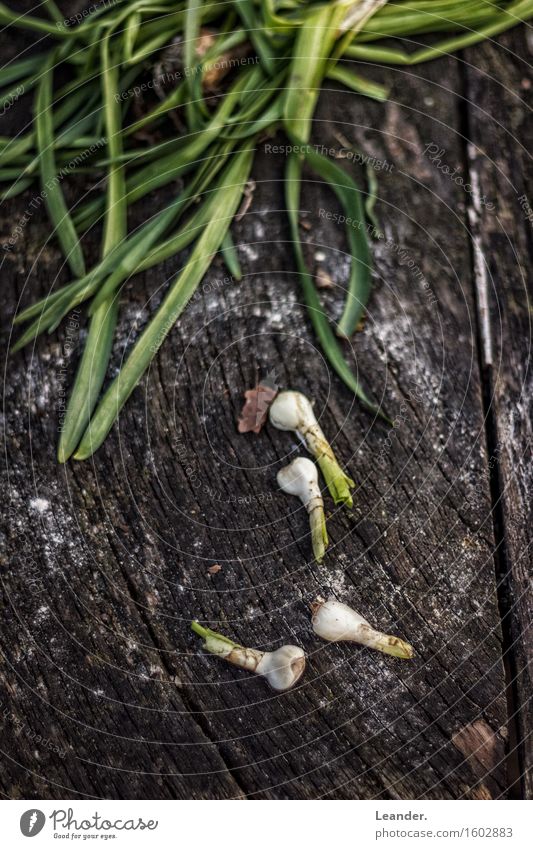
[238,381,278,433]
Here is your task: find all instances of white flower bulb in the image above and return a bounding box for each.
[269,390,355,507]
[311,597,413,659]
[256,645,306,691]
[277,457,328,562]
[191,622,306,691]
[269,390,317,433]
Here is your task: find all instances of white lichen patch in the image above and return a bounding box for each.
[29,497,50,514]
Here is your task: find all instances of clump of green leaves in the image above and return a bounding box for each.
[2,0,530,459]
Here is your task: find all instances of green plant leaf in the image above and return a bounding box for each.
[285,151,385,419]
[294,140,372,338]
[73,145,254,459]
[57,30,126,462]
[35,58,86,278]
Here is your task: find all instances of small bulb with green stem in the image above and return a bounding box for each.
[269,390,355,506]
[277,457,328,562]
[311,597,413,659]
[191,622,306,691]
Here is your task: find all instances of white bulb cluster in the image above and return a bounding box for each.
[277,457,328,562]
[269,390,355,508]
[191,622,306,692]
[192,596,412,692]
[191,389,413,693]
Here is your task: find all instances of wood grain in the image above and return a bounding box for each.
[464,29,533,797]
[1,21,531,800]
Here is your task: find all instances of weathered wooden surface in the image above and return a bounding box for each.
[464,31,533,796]
[1,21,531,799]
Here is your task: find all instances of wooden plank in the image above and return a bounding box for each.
[464,28,533,798]
[0,37,514,798]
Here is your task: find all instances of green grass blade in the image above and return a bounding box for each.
[327,64,388,102]
[0,133,35,167]
[220,230,242,280]
[0,177,32,199]
[11,290,77,352]
[0,3,73,36]
[17,147,236,334]
[44,278,102,333]
[285,152,384,419]
[344,0,533,65]
[14,285,75,325]
[73,146,254,459]
[74,66,260,230]
[133,147,239,272]
[14,274,100,331]
[363,158,381,235]
[184,0,205,129]
[10,315,51,354]
[283,3,344,143]
[100,33,127,254]
[123,11,141,62]
[35,60,86,278]
[1,76,101,168]
[0,55,41,88]
[57,299,119,462]
[296,140,372,338]
[57,31,127,462]
[124,80,187,137]
[87,202,184,314]
[74,95,240,230]
[87,143,237,313]
[221,96,283,140]
[235,0,278,76]
[42,0,63,23]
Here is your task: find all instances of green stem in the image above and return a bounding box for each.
[292,140,373,338]
[310,505,328,563]
[373,633,414,659]
[57,28,125,462]
[191,621,210,639]
[73,146,253,459]
[285,152,385,419]
[283,2,345,143]
[316,453,355,508]
[345,0,533,65]
[42,0,63,23]
[327,64,389,102]
[191,622,240,654]
[220,231,242,280]
[35,56,86,278]
[57,300,118,463]
[0,2,74,37]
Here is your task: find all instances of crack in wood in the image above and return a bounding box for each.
[459,60,526,799]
